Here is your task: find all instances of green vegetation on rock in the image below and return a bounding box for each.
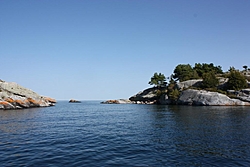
[227,70,248,90]
[194,63,223,77]
[202,72,219,89]
[148,72,167,87]
[173,64,199,82]
[144,63,250,105]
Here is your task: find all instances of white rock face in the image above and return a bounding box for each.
[178,89,250,106]
[129,87,166,101]
[0,80,56,109]
[176,79,203,90]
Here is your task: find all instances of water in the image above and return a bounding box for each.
[1,101,250,167]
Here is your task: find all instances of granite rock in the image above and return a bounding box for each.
[0,80,56,110]
[178,89,250,106]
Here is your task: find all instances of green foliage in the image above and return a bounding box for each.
[194,63,223,77]
[173,64,199,82]
[216,89,227,95]
[168,89,180,103]
[243,65,248,71]
[227,70,248,90]
[228,66,236,72]
[148,72,167,87]
[166,78,180,103]
[156,89,163,97]
[202,72,219,89]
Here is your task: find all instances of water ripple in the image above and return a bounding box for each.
[0,102,250,166]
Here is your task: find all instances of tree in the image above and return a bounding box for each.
[168,89,180,104]
[148,72,167,87]
[228,66,236,72]
[202,72,219,89]
[173,64,199,82]
[194,63,223,77]
[167,77,180,104]
[243,65,248,71]
[227,70,248,90]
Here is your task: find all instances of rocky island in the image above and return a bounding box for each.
[102,63,250,106]
[0,80,56,110]
[69,99,81,103]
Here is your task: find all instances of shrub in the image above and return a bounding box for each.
[227,70,248,90]
[168,88,180,104]
[202,72,219,89]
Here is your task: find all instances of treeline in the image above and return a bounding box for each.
[149,63,249,103]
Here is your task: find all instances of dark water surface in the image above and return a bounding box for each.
[1,101,250,166]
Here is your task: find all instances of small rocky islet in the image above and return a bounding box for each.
[102,64,250,106]
[69,99,81,103]
[0,80,56,110]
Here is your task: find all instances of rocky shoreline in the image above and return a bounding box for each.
[0,80,56,110]
[101,79,250,106]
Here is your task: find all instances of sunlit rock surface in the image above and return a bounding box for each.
[178,89,250,106]
[0,80,56,110]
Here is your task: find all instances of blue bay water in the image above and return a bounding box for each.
[0,101,250,166]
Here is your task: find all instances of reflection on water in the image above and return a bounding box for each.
[0,108,42,133]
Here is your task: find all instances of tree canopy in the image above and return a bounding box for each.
[227,70,248,90]
[243,65,248,71]
[173,64,199,82]
[202,72,219,89]
[172,63,224,82]
[148,72,167,87]
[194,63,223,77]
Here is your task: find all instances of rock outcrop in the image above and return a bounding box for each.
[178,89,250,106]
[69,99,81,103]
[101,73,250,106]
[101,99,133,104]
[129,87,167,102]
[176,79,202,90]
[101,99,158,104]
[227,89,250,103]
[0,80,56,110]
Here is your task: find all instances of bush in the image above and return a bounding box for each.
[202,72,219,89]
[168,89,180,103]
[227,70,248,90]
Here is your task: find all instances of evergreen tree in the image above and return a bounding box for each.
[173,64,199,82]
[202,72,219,89]
[194,63,223,77]
[227,70,248,90]
[148,72,167,87]
[243,65,248,71]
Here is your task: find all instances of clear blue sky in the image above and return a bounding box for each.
[1,0,250,100]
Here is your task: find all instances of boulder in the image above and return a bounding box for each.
[0,80,56,110]
[176,79,202,90]
[178,89,250,106]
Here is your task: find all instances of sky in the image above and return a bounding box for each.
[0,0,250,100]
